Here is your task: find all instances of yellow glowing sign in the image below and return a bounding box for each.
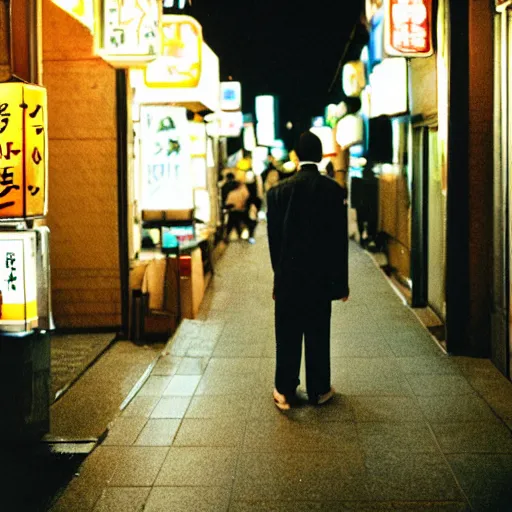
[52,0,95,32]
[0,83,47,219]
[144,15,203,88]
[0,232,38,332]
[99,0,161,65]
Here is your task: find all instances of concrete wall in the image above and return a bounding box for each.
[42,0,121,329]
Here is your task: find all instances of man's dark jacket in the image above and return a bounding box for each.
[267,164,349,301]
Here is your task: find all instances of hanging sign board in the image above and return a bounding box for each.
[220,82,242,111]
[98,0,161,67]
[139,105,193,210]
[384,0,433,57]
[342,61,366,97]
[52,0,94,32]
[0,231,38,333]
[496,0,512,11]
[0,83,47,219]
[144,15,203,88]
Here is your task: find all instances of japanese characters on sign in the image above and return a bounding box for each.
[99,0,161,65]
[139,105,193,210]
[52,0,95,32]
[144,15,203,88]
[0,232,38,332]
[384,0,433,57]
[0,83,47,219]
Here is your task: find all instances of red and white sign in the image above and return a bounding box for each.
[385,0,433,57]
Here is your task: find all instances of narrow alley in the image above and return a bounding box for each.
[50,231,512,512]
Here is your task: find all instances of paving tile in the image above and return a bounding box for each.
[150,396,192,419]
[176,357,210,375]
[144,487,230,512]
[137,376,173,397]
[330,335,394,358]
[214,340,265,357]
[349,396,424,422]
[92,487,150,512]
[186,394,251,418]
[334,373,413,396]
[232,451,369,501]
[50,446,124,512]
[121,396,160,418]
[395,356,462,376]
[228,501,470,511]
[134,419,181,446]
[102,417,148,446]
[447,453,512,511]
[108,447,169,487]
[195,372,258,395]
[416,395,499,423]
[155,447,238,486]
[364,452,464,501]
[173,417,246,447]
[243,418,360,453]
[358,422,438,454]
[431,421,512,453]
[151,356,182,376]
[162,375,201,396]
[406,375,475,396]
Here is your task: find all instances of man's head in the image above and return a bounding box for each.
[225,172,235,181]
[295,131,323,163]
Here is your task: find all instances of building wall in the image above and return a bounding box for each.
[42,0,121,329]
[467,0,493,352]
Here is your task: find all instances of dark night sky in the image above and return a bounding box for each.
[184,0,366,143]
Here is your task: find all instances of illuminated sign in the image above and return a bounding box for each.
[385,0,433,57]
[139,105,193,210]
[99,0,160,66]
[342,61,366,97]
[366,0,384,23]
[145,15,203,88]
[255,95,277,147]
[310,127,336,158]
[369,58,408,117]
[336,115,364,150]
[52,0,94,31]
[163,0,190,7]
[220,82,242,111]
[0,83,47,219]
[219,111,243,138]
[325,102,348,129]
[0,232,38,332]
[496,0,512,10]
[243,123,257,152]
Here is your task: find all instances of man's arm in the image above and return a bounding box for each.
[266,187,283,274]
[332,186,349,299]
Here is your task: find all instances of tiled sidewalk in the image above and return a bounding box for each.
[51,231,512,511]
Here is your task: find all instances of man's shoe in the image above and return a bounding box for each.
[273,389,291,411]
[312,387,336,405]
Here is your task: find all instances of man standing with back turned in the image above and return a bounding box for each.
[267,131,349,410]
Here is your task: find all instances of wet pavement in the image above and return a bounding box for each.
[48,229,512,511]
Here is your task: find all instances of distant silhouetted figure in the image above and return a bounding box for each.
[266,131,349,410]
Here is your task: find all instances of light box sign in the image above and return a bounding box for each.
[370,58,408,117]
[52,0,94,32]
[99,0,160,66]
[0,232,38,332]
[219,111,243,138]
[145,15,203,88]
[139,105,193,210]
[385,0,433,57]
[0,83,47,219]
[220,82,242,111]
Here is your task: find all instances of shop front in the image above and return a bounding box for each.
[493,0,512,377]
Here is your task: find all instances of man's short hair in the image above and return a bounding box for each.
[295,131,323,163]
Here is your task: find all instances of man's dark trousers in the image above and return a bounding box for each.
[274,291,332,399]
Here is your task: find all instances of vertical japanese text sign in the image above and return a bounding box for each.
[0,232,38,332]
[144,15,203,88]
[0,83,47,219]
[384,0,433,57]
[99,0,161,66]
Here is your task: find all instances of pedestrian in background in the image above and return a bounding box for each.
[222,172,249,243]
[266,131,349,410]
